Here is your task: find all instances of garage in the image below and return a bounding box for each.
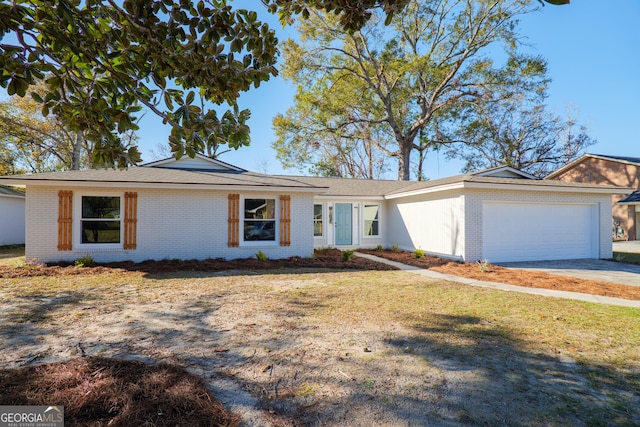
[482,202,598,262]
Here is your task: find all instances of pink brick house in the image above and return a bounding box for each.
[547,154,640,241]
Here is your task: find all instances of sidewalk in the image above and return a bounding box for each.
[354,252,640,308]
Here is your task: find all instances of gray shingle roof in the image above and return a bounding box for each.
[0,165,628,197]
[0,167,326,191]
[620,191,640,204]
[590,154,640,165]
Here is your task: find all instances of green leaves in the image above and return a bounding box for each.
[1,0,279,166]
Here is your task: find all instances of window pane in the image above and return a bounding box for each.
[244,220,276,241]
[245,199,275,219]
[364,205,379,236]
[82,196,120,219]
[314,204,323,236]
[81,221,121,243]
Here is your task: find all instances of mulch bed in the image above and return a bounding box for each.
[2,248,639,300]
[0,249,397,278]
[360,249,640,301]
[0,356,239,427]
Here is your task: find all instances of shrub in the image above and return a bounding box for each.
[413,249,426,259]
[391,243,401,253]
[375,244,383,251]
[75,255,96,268]
[20,258,45,269]
[256,251,268,262]
[342,249,355,261]
[477,259,491,273]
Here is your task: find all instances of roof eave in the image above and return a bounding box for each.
[463,181,632,194]
[0,178,327,194]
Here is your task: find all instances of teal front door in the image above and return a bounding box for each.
[335,203,352,245]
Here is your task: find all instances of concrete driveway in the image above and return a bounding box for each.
[613,241,640,253]
[497,259,640,287]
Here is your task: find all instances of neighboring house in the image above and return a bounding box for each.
[0,154,629,263]
[547,154,640,241]
[0,185,26,246]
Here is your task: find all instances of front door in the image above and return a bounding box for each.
[335,203,352,245]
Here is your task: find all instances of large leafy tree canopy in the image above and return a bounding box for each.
[0,0,279,168]
[0,82,138,172]
[267,0,567,32]
[273,0,547,180]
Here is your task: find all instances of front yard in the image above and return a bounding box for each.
[1,261,639,425]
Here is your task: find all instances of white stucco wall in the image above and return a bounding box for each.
[463,188,613,262]
[386,190,466,260]
[0,195,25,245]
[25,186,315,263]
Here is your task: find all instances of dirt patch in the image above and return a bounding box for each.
[1,268,639,426]
[0,356,239,426]
[359,250,640,300]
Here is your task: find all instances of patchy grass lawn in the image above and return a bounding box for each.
[614,251,640,266]
[1,267,639,426]
[0,244,25,266]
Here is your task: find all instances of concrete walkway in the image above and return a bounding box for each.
[613,241,640,253]
[354,253,640,308]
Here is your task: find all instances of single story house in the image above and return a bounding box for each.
[0,154,629,263]
[0,185,25,246]
[547,154,640,241]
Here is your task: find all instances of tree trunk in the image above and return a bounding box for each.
[397,140,412,181]
[71,131,83,170]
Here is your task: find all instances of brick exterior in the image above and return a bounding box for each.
[26,186,314,263]
[386,187,612,262]
[550,157,639,240]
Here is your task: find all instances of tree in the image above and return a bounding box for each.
[267,0,567,32]
[448,93,595,177]
[0,82,138,172]
[0,0,279,167]
[273,0,545,180]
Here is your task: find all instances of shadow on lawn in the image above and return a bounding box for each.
[233,311,640,426]
[1,283,638,426]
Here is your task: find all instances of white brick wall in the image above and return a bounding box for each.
[26,186,314,263]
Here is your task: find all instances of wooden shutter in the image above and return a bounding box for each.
[57,190,73,251]
[280,195,291,247]
[124,192,138,250]
[228,194,240,247]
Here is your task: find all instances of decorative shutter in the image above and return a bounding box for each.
[57,190,73,251]
[124,192,138,250]
[228,194,240,247]
[279,195,291,247]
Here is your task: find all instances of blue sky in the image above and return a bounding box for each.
[7,1,638,179]
[167,0,636,179]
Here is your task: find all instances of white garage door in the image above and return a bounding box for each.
[482,202,598,262]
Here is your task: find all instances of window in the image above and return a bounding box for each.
[313,204,323,236]
[364,204,379,237]
[244,198,276,241]
[81,196,121,244]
